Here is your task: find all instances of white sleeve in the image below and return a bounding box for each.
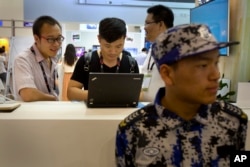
[0,56,6,62]
[141,54,149,73]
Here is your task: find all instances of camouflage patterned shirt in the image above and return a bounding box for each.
[115,88,248,167]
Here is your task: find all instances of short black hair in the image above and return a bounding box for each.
[0,46,5,53]
[142,47,148,52]
[32,15,61,37]
[0,47,4,54]
[99,17,127,43]
[147,5,174,28]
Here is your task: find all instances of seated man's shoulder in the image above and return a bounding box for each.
[212,101,248,123]
[14,50,33,62]
[118,104,155,130]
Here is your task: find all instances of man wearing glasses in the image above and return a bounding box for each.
[13,15,64,101]
[141,5,174,102]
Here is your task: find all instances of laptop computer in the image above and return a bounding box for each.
[87,73,144,108]
[0,96,21,112]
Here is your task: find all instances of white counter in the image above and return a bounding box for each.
[0,102,249,167]
[0,102,138,167]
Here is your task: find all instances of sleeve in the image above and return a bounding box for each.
[141,56,150,74]
[116,108,148,167]
[134,60,140,73]
[13,56,37,93]
[236,112,248,150]
[115,126,135,167]
[141,47,152,74]
[70,56,86,85]
[221,102,249,151]
[0,56,6,62]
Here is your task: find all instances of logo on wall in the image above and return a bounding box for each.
[86,24,97,29]
[23,21,33,27]
[72,32,81,42]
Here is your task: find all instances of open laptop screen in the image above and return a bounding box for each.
[87,73,143,108]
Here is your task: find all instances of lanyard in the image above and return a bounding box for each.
[99,54,120,73]
[147,55,155,71]
[30,47,56,93]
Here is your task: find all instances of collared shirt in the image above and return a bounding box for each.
[116,88,248,167]
[141,48,164,102]
[13,44,58,101]
[134,52,147,66]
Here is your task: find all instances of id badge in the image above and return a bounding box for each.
[142,73,152,91]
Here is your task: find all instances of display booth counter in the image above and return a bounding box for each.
[0,101,140,167]
[0,101,138,120]
[0,101,249,167]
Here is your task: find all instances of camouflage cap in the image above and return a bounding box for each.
[151,24,239,69]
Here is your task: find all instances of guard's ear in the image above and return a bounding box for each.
[159,64,175,86]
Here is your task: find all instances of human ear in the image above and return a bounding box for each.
[159,20,166,30]
[97,35,101,43]
[34,35,39,43]
[159,64,174,85]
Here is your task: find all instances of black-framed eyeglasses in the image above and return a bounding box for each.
[41,36,65,43]
[144,21,157,26]
[144,20,163,26]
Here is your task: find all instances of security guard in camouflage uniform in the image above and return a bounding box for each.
[115,24,248,167]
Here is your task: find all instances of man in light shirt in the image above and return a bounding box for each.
[141,5,174,102]
[13,16,63,101]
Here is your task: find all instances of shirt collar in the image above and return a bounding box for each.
[154,87,211,129]
[32,44,58,64]
[97,49,123,60]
